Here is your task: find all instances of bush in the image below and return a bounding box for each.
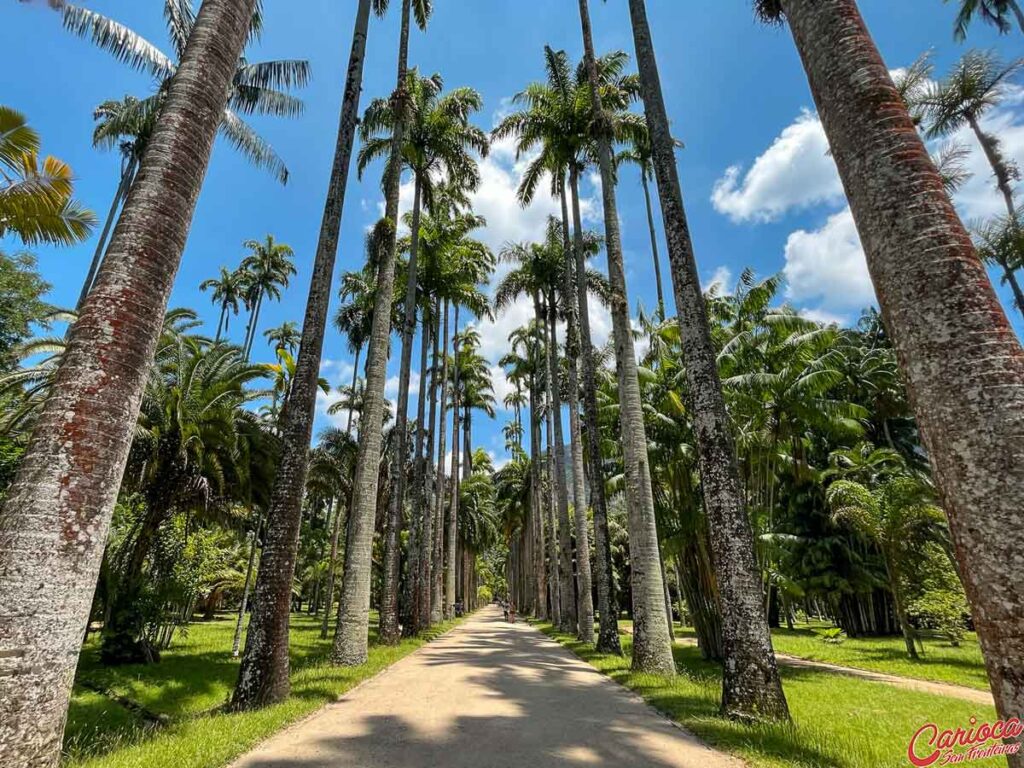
[908,588,968,646]
[477,585,493,604]
[820,627,846,644]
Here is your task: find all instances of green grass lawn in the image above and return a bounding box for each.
[619,618,990,692]
[542,623,1005,768]
[767,622,990,691]
[64,611,458,768]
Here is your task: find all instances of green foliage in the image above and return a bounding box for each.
[0,251,52,368]
[820,627,845,644]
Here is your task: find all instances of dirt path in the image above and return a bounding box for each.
[230,606,742,768]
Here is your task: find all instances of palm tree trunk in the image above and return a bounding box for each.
[527,358,548,619]
[0,1,255,762]
[333,0,413,668]
[418,300,441,628]
[242,290,263,360]
[777,0,1024,741]
[545,288,578,634]
[320,498,343,639]
[640,171,666,320]
[535,292,561,627]
[347,344,361,435]
[232,522,260,656]
[445,305,462,618]
[576,0,674,677]
[381,174,424,645]
[216,301,228,342]
[569,167,620,654]
[965,116,1024,320]
[76,155,138,311]
[403,300,431,634]
[431,301,450,624]
[233,0,372,703]
[627,0,788,709]
[560,188,595,644]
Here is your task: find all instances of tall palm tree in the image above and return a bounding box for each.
[755,0,1024,743]
[263,320,301,356]
[0,105,95,248]
[945,0,1024,39]
[61,0,309,305]
[238,235,296,360]
[921,50,1024,317]
[493,46,638,653]
[201,266,247,342]
[574,0,675,677]
[627,0,790,718]
[358,71,488,644]
[616,128,681,321]
[0,2,257,763]
[230,0,377,711]
[334,0,433,668]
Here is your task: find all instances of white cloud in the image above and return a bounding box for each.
[385,370,420,400]
[703,265,733,294]
[711,110,844,222]
[489,364,516,410]
[950,106,1024,221]
[782,208,874,318]
[799,307,848,326]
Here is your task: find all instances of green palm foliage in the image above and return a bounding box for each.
[61,0,309,184]
[200,266,248,342]
[238,235,296,359]
[0,105,96,246]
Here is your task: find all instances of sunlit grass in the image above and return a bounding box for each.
[539,622,1004,768]
[64,611,458,768]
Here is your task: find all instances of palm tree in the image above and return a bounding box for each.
[230,0,377,711]
[263,321,301,356]
[616,128,681,320]
[60,0,309,305]
[238,235,296,359]
[627,0,790,717]
[358,71,488,644]
[493,46,638,653]
[102,338,270,664]
[827,473,949,659]
[755,0,1024,741]
[334,0,433,668]
[0,3,257,759]
[921,50,1024,317]
[945,0,1024,39]
[201,266,247,342]
[574,0,675,677]
[0,105,95,247]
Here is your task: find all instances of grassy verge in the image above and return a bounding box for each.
[64,612,458,768]
[619,619,989,692]
[540,622,1005,768]
[767,623,989,691]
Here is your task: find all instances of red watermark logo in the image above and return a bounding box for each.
[908,717,1023,765]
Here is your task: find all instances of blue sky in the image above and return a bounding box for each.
[2,0,1023,469]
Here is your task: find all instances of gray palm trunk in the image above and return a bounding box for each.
[560,189,595,644]
[231,0,372,705]
[640,170,666,319]
[545,289,578,634]
[777,0,1024,747]
[417,300,441,628]
[381,174,425,644]
[431,301,450,624]
[242,288,264,360]
[527,355,548,619]
[0,1,255,763]
[576,0,674,676]
[964,115,1024,318]
[333,0,413,668]
[232,521,260,656]
[445,307,462,617]
[403,303,431,632]
[535,293,561,626]
[76,154,139,311]
[320,497,343,639]
[627,0,788,716]
[569,167,620,654]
